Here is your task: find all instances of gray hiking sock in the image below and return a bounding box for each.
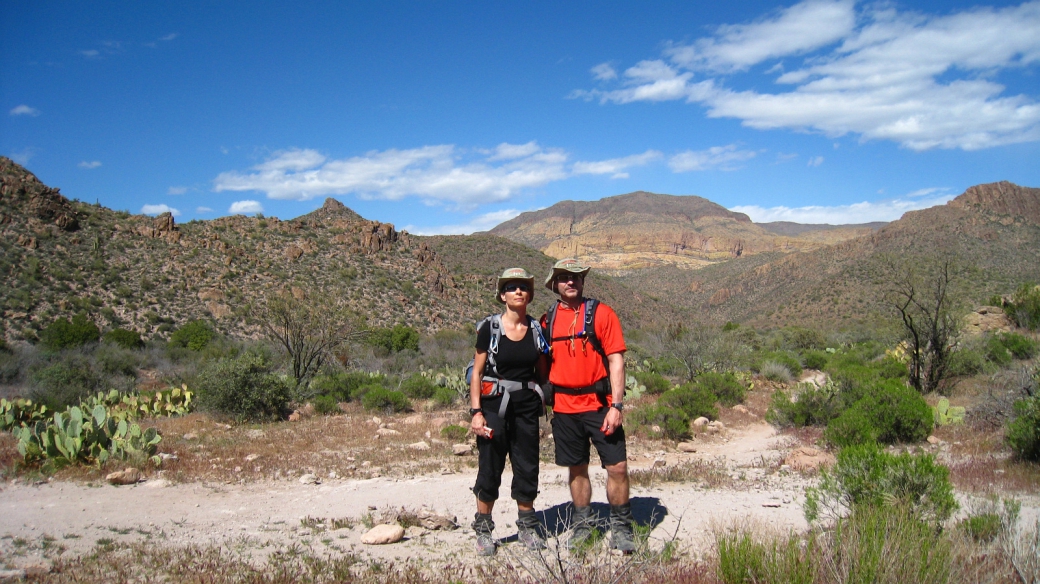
[568,505,594,549]
[473,512,496,556]
[516,509,546,550]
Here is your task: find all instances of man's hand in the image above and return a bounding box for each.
[601,407,622,436]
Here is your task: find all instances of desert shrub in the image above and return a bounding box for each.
[103,328,144,349]
[630,404,691,440]
[755,351,802,377]
[802,350,829,370]
[759,361,793,383]
[309,371,380,402]
[312,394,341,415]
[29,355,105,409]
[432,386,457,408]
[695,371,745,406]
[996,332,1038,360]
[783,326,826,350]
[804,443,957,526]
[958,512,1002,543]
[1004,283,1040,330]
[168,320,216,351]
[399,374,437,399]
[633,371,671,395]
[947,346,989,377]
[1006,394,1040,462]
[366,324,420,353]
[39,312,100,351]
[766,382,841,428]
[658,383,718,421]
[825,380,932,447]
[360,387,410,413]
[715,529,812,584]
[984,335,1013,366]
[350,382,387,401]
[195,351,291,422]
[440,424,469,442]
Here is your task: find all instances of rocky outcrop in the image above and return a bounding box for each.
[1,156,80,232]
[949,181,1040,225]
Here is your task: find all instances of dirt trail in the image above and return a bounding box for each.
[0,421,811,568]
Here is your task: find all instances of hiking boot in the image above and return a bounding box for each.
[568,505,595,551]
[473,513,496,556]
[516,510,546,551]
[609,503,637,554]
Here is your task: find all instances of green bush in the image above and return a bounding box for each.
[195,352,291,422]
[399,374,437,399]
[350,382,386,402]
[825,380,932,447]
[997,332,1039,360]
[309,371,381,402]
[766,382,842,428]
[696,371,745,406]
[367,324,420,353]
[957,512,1002,543]
[93,343,140,378]
[104,328,144,349]
[630,404,690,441]
[1004,283,1040,330]
[984,335,1013,366]
[1005,394,1040,462]
[802,350,829,370]
[432,386,457,408]
[759,361,793,383]
[633,371,671,395]
[312,394,341,415]
[29,356,105,410]
[658,383,718,421]
[947,347,989,377]
[804,443,957,527]
[168,320,216,351]
[440,424,469,442]
[39,313,100,350]
[360,388,410,413]
[755,351,802,377]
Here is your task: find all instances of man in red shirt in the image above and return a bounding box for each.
[541,258,635,553]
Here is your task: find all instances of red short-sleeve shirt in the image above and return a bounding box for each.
[541,300,626,414]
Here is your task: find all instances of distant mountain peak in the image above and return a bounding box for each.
[948,181,1040,224]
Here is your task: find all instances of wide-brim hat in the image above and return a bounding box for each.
[544,258,591,292]
[496,267,535,303]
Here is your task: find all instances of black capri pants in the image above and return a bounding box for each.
[472,388,541,503]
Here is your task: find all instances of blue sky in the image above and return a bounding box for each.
[3,1,1039,234]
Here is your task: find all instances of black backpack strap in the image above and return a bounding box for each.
[582,299,610,375]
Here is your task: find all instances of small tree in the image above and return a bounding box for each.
[659,324,748,382]
[889,262,958,394]
[254,287,362,390]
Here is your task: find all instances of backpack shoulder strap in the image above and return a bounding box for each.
[476,315,503,377]
[582,298,610,373]
[527,315,549,354]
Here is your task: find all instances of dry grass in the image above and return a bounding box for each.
[946,456,1040,494]
[630,459,735,490]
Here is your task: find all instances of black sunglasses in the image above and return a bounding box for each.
[502,283,531,293]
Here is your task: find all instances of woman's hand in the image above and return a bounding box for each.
[470,411,486,436]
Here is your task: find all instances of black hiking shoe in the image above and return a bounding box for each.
[609,503,636,554]
[568,505,595,552]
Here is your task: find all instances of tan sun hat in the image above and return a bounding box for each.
[496,267,535,303]
[544,258,591,292]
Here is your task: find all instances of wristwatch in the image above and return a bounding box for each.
[611,403,624,411]
[469,408,483,417]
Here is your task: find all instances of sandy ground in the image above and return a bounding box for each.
[2,419,1037,572]
[0,421,813,569]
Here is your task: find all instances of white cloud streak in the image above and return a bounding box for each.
[78,160,101,169]
[141,204,180,216]
[807,156,824,167]
[731,191,956,223]
[214,143,661,208]
[575,0,1040,150]
[9,105,40,116]
[668,144,758,172]
[167,186,188,195]
[196,206,213,213]
[591,62,618,80]
[404,209,524,236]
[229,200,264,214]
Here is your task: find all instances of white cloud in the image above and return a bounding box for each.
[807,156,824,167]
[9,105,40,117]
[141,204,180,216]
[8,148,35,165]
[731,191,956,224]
[404,209,523,236]
[78,160,102,169]
[576,0,1040,150]
[229,200,264,214]
[591,62,618,81]
[80,49,100,58]
[160,33,178,41]
[668,144,758,172]
[196,206,213,213]
[572,150,662,175]
[666,0,856,72]
[167,186,188,195]
[488,141,540,160]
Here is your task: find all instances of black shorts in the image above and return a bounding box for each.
[551,408,627,468]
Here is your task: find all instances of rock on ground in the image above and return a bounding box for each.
[361,524,405,545]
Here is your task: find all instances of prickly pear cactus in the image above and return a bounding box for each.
[933,397,965,425]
